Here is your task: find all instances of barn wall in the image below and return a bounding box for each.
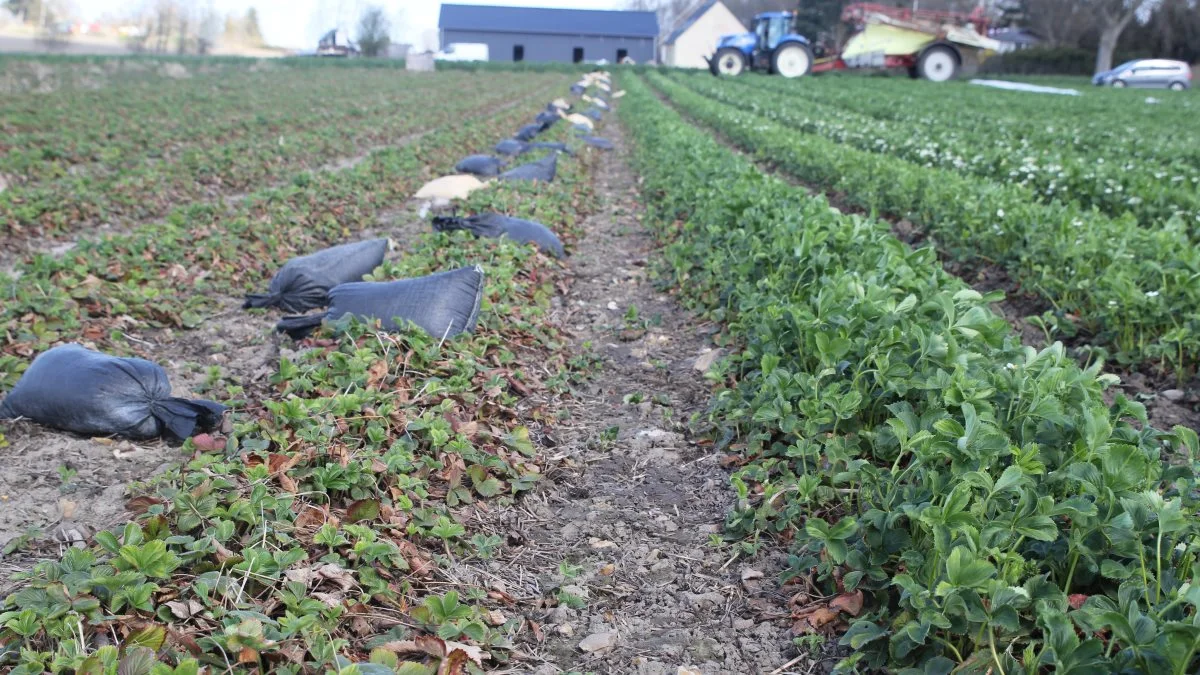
[669,3,746,68]
[441,29,655,64]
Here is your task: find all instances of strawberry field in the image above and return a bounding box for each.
[1,56,1199,675]
[628,71,1200,673]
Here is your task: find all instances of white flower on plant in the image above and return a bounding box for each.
[996,209,1005,218]
[1146,290,1160,298]
[1108,300,1118,307]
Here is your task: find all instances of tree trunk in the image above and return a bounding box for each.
[1095,26,1120,73]
[1094,9,1137,74]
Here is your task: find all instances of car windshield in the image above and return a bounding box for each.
[1111,60,1139,72]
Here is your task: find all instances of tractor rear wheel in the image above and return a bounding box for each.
[917,45,959,82]
[772,43,813,78]
[713,48,747,76]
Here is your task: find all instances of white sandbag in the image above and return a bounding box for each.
[551,98,570,110]
[612,90,626,99]
[597,83,611,92]
[414,175,487,201]
[565,114,594,130]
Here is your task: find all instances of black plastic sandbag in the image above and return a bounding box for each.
[579,136,614,150]
[0,344,226,440]
[244,239,389,313]
[535,110,559,127]
[495,139,527,156]
[499,154,557,182]
[495,140,574,157]
[583,108,603,121]
[514,124,542,142]
[432,213,564,258]
[531,142,574,156]
[454,154,505,177]
[570,84,585,95]
[276,266,485,340]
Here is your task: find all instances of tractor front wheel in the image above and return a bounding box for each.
[772,43,813,78]
[916,45,959,82]
[713,48,747,76]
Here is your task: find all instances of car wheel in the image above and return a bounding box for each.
[1169,82,1186,91]
[1112,79,1127,88]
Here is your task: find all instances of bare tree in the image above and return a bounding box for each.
[356,5,390,57]
[1093,0,1161,72]
[1022,0,1097,47]
[196,1,220,54]
[625,0,700,39]
[177,6,190,54]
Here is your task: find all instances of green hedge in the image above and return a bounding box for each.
[979,47,1149,76]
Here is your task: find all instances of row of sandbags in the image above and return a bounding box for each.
[264,78,612,342]
[0,73,614,442]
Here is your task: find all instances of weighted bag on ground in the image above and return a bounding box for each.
[276,266,485,340]
[244,239,389,313]
[433,213,564,258]
[454,154,505,177]
[0,344,226,440]
[499,154,557,182]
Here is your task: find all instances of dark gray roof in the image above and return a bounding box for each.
[664,0,718,46]
[439,4,659,39]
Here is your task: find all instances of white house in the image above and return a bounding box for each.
[660,0,747,69]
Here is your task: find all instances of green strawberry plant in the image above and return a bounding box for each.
[621,72,1200,674]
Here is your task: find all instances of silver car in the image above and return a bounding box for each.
[1093,59,1193,90]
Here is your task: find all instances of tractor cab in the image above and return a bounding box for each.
[709,11,814,78]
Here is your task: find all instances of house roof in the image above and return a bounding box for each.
[438,4,659,39]
[664,0,718,46]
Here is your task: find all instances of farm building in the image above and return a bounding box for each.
[661,0,747,68]
[438,3,659,64]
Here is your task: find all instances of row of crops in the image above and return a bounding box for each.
[0,70,565,243]
[0,68,609,673]
[620,72,1200,673]
[649,71,1200,386]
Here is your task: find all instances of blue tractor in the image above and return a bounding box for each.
[707,11,815,78]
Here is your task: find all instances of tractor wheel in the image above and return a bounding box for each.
[916,45,959,82]
[771,43,813,78]
[713,48,747,77]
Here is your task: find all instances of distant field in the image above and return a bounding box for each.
[0,34,130,56]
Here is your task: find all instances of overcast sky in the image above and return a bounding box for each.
[76,0,628,51]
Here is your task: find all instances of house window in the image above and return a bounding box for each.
[616,48,627,63]
[572,47,584,63]
[513,45,524,62]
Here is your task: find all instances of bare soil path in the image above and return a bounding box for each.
[447,119,806,674]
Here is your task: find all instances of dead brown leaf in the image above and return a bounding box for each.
[367,360,389,389]
[830,590,864,617]
[165,599,205,620]
[792,606,839,634]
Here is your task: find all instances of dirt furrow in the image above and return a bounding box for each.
[442,117,804,675]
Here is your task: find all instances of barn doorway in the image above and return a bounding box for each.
[616,48,628,63]
[572,47,584,63]
[513,45,524,62]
